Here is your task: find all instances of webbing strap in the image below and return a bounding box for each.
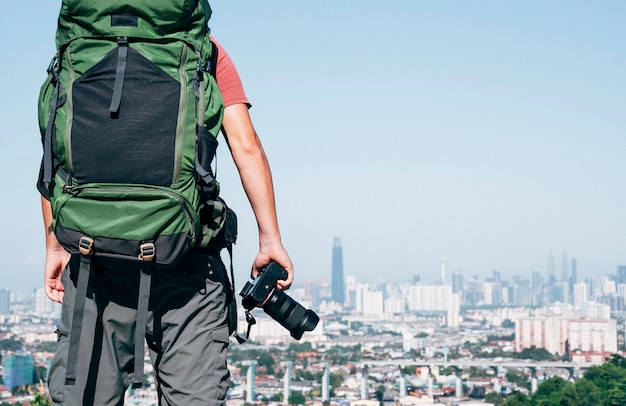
[108,37,129,114]
[42,63,61,189]
[65,255,91,384]
[132,268,151,388]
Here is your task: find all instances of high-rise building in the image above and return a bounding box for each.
[331,237,345,305]
[617,265,626,285]
[3,352,35,390]
[561,251,569,282]
[573,282,588,307]
[570,258,578,285]
[0,289,10,315]
[452,270,463,294]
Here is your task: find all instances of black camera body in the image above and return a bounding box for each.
[240,261,319,340]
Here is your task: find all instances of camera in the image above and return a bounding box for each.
[239,261,319,340]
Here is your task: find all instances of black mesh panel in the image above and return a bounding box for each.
[71,46,180,186]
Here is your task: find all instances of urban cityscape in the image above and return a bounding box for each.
[1,237,625,405]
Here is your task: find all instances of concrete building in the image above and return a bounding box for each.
[568,318,617,353]
[515,316,617,355]
[0,289,9,315]
[515,317,569,354]
[3,352,35,390]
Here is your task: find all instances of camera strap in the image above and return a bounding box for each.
[234,310,256,344]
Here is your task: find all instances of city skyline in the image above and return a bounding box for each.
[1,1,625,292]
[1,245,625,292]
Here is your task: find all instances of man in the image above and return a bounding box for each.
[41,38,293,405]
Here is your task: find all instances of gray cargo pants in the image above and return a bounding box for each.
[47,252,231,405]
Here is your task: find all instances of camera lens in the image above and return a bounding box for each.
[263,290,319,340]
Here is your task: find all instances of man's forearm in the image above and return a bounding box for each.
[222,104,282,245]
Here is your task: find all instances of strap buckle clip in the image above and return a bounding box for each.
[138,243,155,262]
[78,236,94,256]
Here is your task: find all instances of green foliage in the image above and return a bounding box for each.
[487,333,515,342]
[287,341,313,353]
[514,346,553,361]
[34,341,58,353]
[0,337,24,352]
[501,319,515,328]
[505,369,530,390]
[504,355,626,406]
[329,372,343,390]
[288,390,306,405]
[30,394,51,406]
[484,391,505,405]
[502,391,531,406]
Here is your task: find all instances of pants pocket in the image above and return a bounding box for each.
[47,327,69,404]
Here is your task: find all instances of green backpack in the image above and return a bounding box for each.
[37,0,232,387]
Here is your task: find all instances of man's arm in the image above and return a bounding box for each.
[221,103,293,290]
[41,197,71,302]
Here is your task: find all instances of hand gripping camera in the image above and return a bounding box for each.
[239,261,319,340]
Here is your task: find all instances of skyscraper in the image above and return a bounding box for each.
[452,270,464,294]
[331,237,345,305]
[0,289,9,315]
[3,352,34,390]
[617,265,626,285]
[561,251,569,282]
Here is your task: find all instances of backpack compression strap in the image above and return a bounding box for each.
[65,238,154,388]
[133,261,153,387]
[65,237,94,385]
[42,58,67,191]
[108,37,129,114]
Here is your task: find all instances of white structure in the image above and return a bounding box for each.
[404,284,461,327]
[281,361,292,405]
[568,318,617,353]
[34,288,61,319]
[355,284,384,317]
[573,283,588,307]
[516,316,617,354]
[581,302,611,319]
[441,257,446,285]
[601,277,616,295]
[515,317,569,354]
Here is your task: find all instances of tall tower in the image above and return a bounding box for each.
[561,251,569,282]
[331,237,345,305]
[441,257,446,285]
[617,265,626,285]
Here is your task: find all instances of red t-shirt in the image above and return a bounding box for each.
[211,38,250,108]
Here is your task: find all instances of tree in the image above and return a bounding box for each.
[256,351,276,375]
[573,378,603,406]
[503,391,531,406]
[30,394,51,406]
[484,391,505,405]
[0,337,24,352]
[515,346,553,361]
[288,390,306,405]
[501,319,515,328]
[530,376,574,406]
[608,381,626,406]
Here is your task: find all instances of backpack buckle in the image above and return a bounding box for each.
[78,237,94,256]
[138,243,155,262]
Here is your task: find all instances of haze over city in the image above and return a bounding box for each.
[1,1,625,291]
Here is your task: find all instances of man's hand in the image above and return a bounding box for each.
[252,241,293,291]
[44,235,71,303]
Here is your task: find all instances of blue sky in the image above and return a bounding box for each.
[1,1,625,291]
